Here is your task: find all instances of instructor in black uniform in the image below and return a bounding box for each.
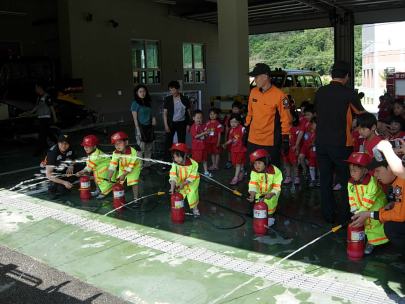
[40,133,77,199]
[314,61,365,224]
[29,83,58,156]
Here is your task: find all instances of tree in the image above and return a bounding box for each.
[249,27,362,85]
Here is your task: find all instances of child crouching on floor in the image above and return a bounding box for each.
[107,131,141,207]
[247,149,282,227]
[168,143,201,216]
[76,135,115,199]
[345,152,388,254]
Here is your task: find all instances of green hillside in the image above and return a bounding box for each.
[249,26,362,86]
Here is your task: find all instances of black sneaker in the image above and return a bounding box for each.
[132,199,141,208]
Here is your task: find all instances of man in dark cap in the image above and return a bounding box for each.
[29,83,58,156]
[245,63,291,170]
[314,60,365,224]
[351,140,405,273]
[40,133,77,199]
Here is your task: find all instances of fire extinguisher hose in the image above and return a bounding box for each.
[275,219,352,265]
[201,179,329,230]
[196,199,246,230]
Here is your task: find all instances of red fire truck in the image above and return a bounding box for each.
[386,72,405,98]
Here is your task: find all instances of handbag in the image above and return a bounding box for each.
[139,124,155,143]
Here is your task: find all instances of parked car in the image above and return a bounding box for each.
[250,68,323,108]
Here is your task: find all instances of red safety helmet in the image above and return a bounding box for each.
[169,142,189,155]
[81,135,99,146]
[249,149,270,164]
[344,152,372,166]
[111,131,129,144]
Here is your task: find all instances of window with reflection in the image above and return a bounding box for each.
[132,40,161,85]
[183,43,205,84]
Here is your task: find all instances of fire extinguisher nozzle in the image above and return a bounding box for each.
[332,225,342,232]
[157,191,165,195]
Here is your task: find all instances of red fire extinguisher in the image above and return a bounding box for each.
[171,192,185,224]
[253,197,268,236]
[113,183,125,212]
[79,176,91,201]
[347,224,365,261]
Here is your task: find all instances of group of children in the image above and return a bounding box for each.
[284,101,320,187]
[189,102,247,186]
[277,98,405,254]
[41,97,402,254]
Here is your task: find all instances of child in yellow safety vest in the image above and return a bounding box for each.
[247,149,282,227]
[168,142,201,217]
[345,152,389,254]
[107,131,141,207]
[76,135,116,199]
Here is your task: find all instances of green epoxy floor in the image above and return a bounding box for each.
[1,126,404,303]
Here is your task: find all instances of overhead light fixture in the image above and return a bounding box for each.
[109,19,119,27]
[0,10,26,16]
[154,0,176,5]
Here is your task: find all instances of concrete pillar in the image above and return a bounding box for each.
[217,0,249,96]
[57,0,73,79]
[332,9,355,88]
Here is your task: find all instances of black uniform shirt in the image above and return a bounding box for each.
[314,81,364,147]
[40,144,77,173]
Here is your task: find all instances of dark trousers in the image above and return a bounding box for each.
[164,120,187,162]
[38,118,51,153]
[316,144,353,222]
[47,175,76,193]
[246,141,281,175]
[384,221,405,259]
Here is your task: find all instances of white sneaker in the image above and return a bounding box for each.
[91,188,101,197]
[193,207,200,217]
[96,193,107,199]
[204,172,214,178]
[267,217,275,227]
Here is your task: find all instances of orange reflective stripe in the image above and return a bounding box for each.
[268,207,277,212]
[189,174,199,179]
[368,237,388,243]
[273,184,281,187]
[99,168,107,174]
[127,179,138,184]
[189,199,199,208]
[349,197,355,201]
[362,197,375,206]
[355,185,365,208]
[102,185,113,194]
[110,161,118,166]
[350,203,357,207]
[179,167,183,182]
[129,162,135,166]
[88,160,97,167]
[249,181,258,185]
[169,172,177,176]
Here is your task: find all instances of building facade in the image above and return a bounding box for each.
[360,21,405,112]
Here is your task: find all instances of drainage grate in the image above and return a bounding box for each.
[0,194,403,304]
